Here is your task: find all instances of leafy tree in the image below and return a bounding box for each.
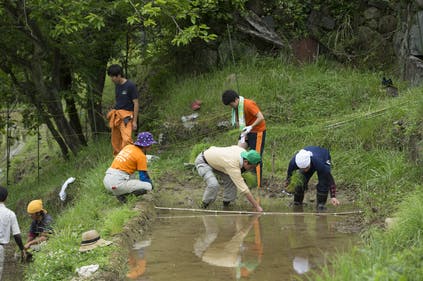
[0,0,128,158]
[0,0,250,158]
[125,0,247,64]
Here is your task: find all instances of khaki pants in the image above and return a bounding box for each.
[194,153,237,205]
[104,168,152,196]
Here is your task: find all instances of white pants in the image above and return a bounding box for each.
[103,168,152,196]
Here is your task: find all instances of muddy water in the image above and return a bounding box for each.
[125,212,357,281]
[1,244,24,281]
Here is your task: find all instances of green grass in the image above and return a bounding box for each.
[312,187,423,281]
[0,136,140,280]
[2,55,422,280]
[143,56,423,280]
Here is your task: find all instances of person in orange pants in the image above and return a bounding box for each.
[107,64,139,156]
[222,90,266,188]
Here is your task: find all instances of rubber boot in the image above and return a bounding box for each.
[316,192,328,212]
[223,201,232,210]
[116,194,127,204]
[201,201,209,209]
[131,189,148,196]
[293,185,305,206]
[223,201,231,207]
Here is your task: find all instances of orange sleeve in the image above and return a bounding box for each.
[136,151,148,171]
[244,99,266,132]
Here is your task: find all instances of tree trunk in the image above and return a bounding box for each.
[43,89,82,155]
[56,55,87,146]
[87,66,108,136]
[25,85,70,159]
[41,111,70,159]
[65,96,87,146]
[30,49,83,156]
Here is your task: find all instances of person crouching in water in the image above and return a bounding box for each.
[25,199,54,251]
[104,132,156,203]
[283,146,340,211]
[195,145,263,212]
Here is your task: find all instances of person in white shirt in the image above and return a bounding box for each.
[0,186,26,279]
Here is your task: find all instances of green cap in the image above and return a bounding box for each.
[241,150,261,164]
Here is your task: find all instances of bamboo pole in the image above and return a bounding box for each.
[157,214,245,219]
[154,206,362,216]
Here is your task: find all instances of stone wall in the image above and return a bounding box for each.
[306,1,397,68]
[305,0,423,85]
[396,1,423,85]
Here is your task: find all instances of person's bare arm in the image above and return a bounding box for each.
[24,234,48,249]
[251,111,265,128]
[245,192,263,212]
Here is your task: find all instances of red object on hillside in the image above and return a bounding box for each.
[291,37,319,63]
[191,99,202,111]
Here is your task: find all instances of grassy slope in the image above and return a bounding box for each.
[5,56,422,280]
[152,57,422,220]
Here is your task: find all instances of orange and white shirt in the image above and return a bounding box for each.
[111,144,147,174]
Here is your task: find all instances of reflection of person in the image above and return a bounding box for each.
[104,132,156,203]
[0,186,26,279]
[290,213,310,275]
[25,199,54,250]
[289,214,331,275]
[195,145,263,211]
[194,215,263,279]
[283,146,340,211]
[106,64,139,156]
[222,90,266,187]
[293,256,309,274]
[126,240,150,279]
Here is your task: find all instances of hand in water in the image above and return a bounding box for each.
[330,198,340,206]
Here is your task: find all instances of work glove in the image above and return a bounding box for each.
[242,125,253,134]
[281,189,293,196]
[239,126,250,145]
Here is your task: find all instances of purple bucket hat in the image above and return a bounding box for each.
[134,132,157,147]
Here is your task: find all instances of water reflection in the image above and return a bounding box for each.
[293,256,309,274]
[285,214,338,275]
[129,212,355,281]
[193,215,262,279]
[126,240,150,280]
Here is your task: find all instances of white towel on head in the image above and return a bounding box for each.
[295,149,313,168]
